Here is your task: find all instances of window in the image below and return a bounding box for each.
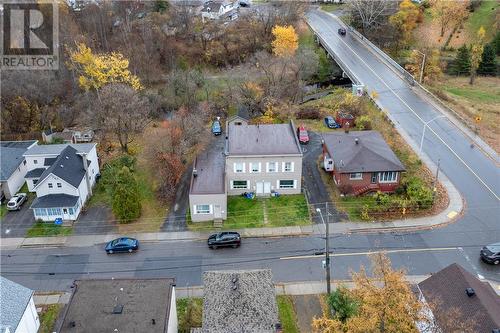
[32,179,38,186]
[349,173,363,180]
[234,162,245,173]
[47,208,61,216]
[283,162,294,172]
[379,171,397,183]
[195,204,211,214]
[48,183,53,189]
[250,163,261,173]
[23,160,26,165]
[279,180,295,189]
[34,208,47,216]
[34,159,38,164]
[57,183,62,188]
[68,208,74,215]
[267,162,277,173]
[231,180,248,189]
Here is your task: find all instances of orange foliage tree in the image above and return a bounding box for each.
[271,25,299,57]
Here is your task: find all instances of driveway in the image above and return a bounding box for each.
[1,197,35,237]
[75,204,117,235]
[302,131,347,223]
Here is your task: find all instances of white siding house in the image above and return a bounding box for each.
[0,141,37,200]
[0,277,40,333]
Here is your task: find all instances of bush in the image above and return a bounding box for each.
[296,106,321,120]
[328,286,359,322]
[404,177,433,209]
[338,184,353,195]
[356,115,372,130]
[112,166,142,222]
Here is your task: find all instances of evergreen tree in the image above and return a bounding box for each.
[477,43,497,76]
[454,44,471,75]
[493,31,500,56]
[154,0,169,13]
[112,166,141,222]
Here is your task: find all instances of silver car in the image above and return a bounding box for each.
[7,193,27,211]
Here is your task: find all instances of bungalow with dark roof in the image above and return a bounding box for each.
[322,130,405,196]
[23,143,100,221]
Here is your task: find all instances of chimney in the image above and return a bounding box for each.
[355,138,359,145]
[465,288,475,297]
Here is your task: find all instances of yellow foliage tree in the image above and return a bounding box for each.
[271,25,298,57]
[389,0,420,46]
[431,0,469,38]
[405,49,442,83]
[69,43,143,92]
[469,26,486,85]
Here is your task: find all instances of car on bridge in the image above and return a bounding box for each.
[105,237,139,254]
[208,232,241,249]
[338,28,346,36]
[480,242,500,265]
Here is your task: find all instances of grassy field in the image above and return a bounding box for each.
[466,1,499,41]
[0,205,7,219]
[38,304,64,333]
[27,222,73,237]
[277,295,300,333]
[177,298,203,333]
[320,3,345,13]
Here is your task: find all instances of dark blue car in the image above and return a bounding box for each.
[324,116,340,129]
[212,119,222,135]
[105,237,139,254]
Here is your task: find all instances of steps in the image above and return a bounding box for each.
[352,184,379,196]
[213,219,223,228]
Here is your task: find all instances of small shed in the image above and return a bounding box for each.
[336,111,356,128]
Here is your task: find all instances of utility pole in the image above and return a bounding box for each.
[432,159,440,200]
[414,49,426,84]
[316,206,331,294]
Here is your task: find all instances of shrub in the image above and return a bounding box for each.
[356,115,372,130]
[338,184,353,195]
[328,285,359,322]
[405,177,433,209]
[297,106,321,120]
[361,204,370,220]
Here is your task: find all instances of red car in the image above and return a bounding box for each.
[297,125,309,144]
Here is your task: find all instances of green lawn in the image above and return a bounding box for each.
[0,205,7,219]
[177,298,203,333]
[266,195,310,227]
[467,1,499,41]
[226,195,265,228]
[38,304,63,333]
[320,3,345,12]
[443,86,499,103]
[26,222,73,237]
[277,295,300,333]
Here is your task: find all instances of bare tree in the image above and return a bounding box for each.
[347,0,396,32]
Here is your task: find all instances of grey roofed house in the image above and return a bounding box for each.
[0,276,35,332]
[0,141,37,181]
[227,120,302,156]
[418,263,500,333]
[31,194,80,209]
[190,138,226,195]
[23,143,95,156]
[25,168,46,179]
[35,145,90,188]
[201,269,280,333]
[322,130,405,173]
[58,278,176,333]
[201,1,223,12]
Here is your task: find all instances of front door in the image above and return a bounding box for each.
[214,205,221,219]
[371,173,377,184]
[264,182,271,194]
[62,208,70,220]
[256,182,264,195]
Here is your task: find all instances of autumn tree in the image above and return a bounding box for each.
[389,0,420,47]
[405,49,442,83]
[69,43,143,93]
[347,0,396,32]
[0,96,40,138]
[271,25,299,57]
[91,83,151,152]
[430,0,469,38]
[469,26,486,85]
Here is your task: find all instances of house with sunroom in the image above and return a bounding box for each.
[188,116,303,223]
[23,143,99,222]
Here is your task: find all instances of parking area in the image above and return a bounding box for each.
[1,197,36,237]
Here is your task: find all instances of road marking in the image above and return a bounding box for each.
[457,247,483,280]
[447,211,458,219]
[309,12,499,201]
[280,247,459,260]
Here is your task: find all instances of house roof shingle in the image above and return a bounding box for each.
[418,263,500,332]
[322,131,405,173]
[35,146,89,188]
[25,168,46,178]
[30,194,80,209]
[0,141,37,181]
[24,143,95,156]
[190,137,226,195]
[0,276,34,332]
[227,121,302,156]
[202,269,279,333]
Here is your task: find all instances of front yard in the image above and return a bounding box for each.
[26,222,73,238]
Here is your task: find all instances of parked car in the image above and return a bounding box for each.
[297,125,310,144]
[105,237,139,254]
[324,116,340,129]
[6,193,27,211]
[208,232,241,249]
[338,28,346,36]
[480,242,500,265]
[212,118,222,136]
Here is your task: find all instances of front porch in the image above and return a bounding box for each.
[31,194,81,222]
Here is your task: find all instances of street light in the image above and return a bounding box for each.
[419,115,446,153]
[316,207,331,294]
[414,49,426,84]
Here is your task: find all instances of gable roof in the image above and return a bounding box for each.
[35,146,89,189]
[418,263,500,332]
[0,141,37,181]
[0,276,34,332]
[24,143,95,156]
[202,1,222,12]
[227,121,302,156]
[202,269,279,333]
[322,131,405,173]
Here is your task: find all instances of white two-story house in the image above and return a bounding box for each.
[201,0,239,21]
[23,143,99,222]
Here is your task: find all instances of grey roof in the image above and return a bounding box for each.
[202,1,222,12]
[0,276,34,332]
[44,157,57,166]
[0,141,37,181]
[202,269,279,333]
[190,137,226,194]
[322,131,405,173]
[24,143,95,156]
[36,146,88,188]
[30,194,80,208]
[25,168,46,178]
[227,121,302,156]
[59,278,175,333]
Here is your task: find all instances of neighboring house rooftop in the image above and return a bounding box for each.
[0,141,37,181]
[59,278,175,333]
[323,131,405,173]
[202,269,279,333]
[31,194,80,209]
[35,146,91,189]
[202,1,222,12]
[24,143,95,156]
[0,276,35,332]
[418,263,500,333]
[227,121,302,156]
[191,138,226,195]
[25,168,46,179]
